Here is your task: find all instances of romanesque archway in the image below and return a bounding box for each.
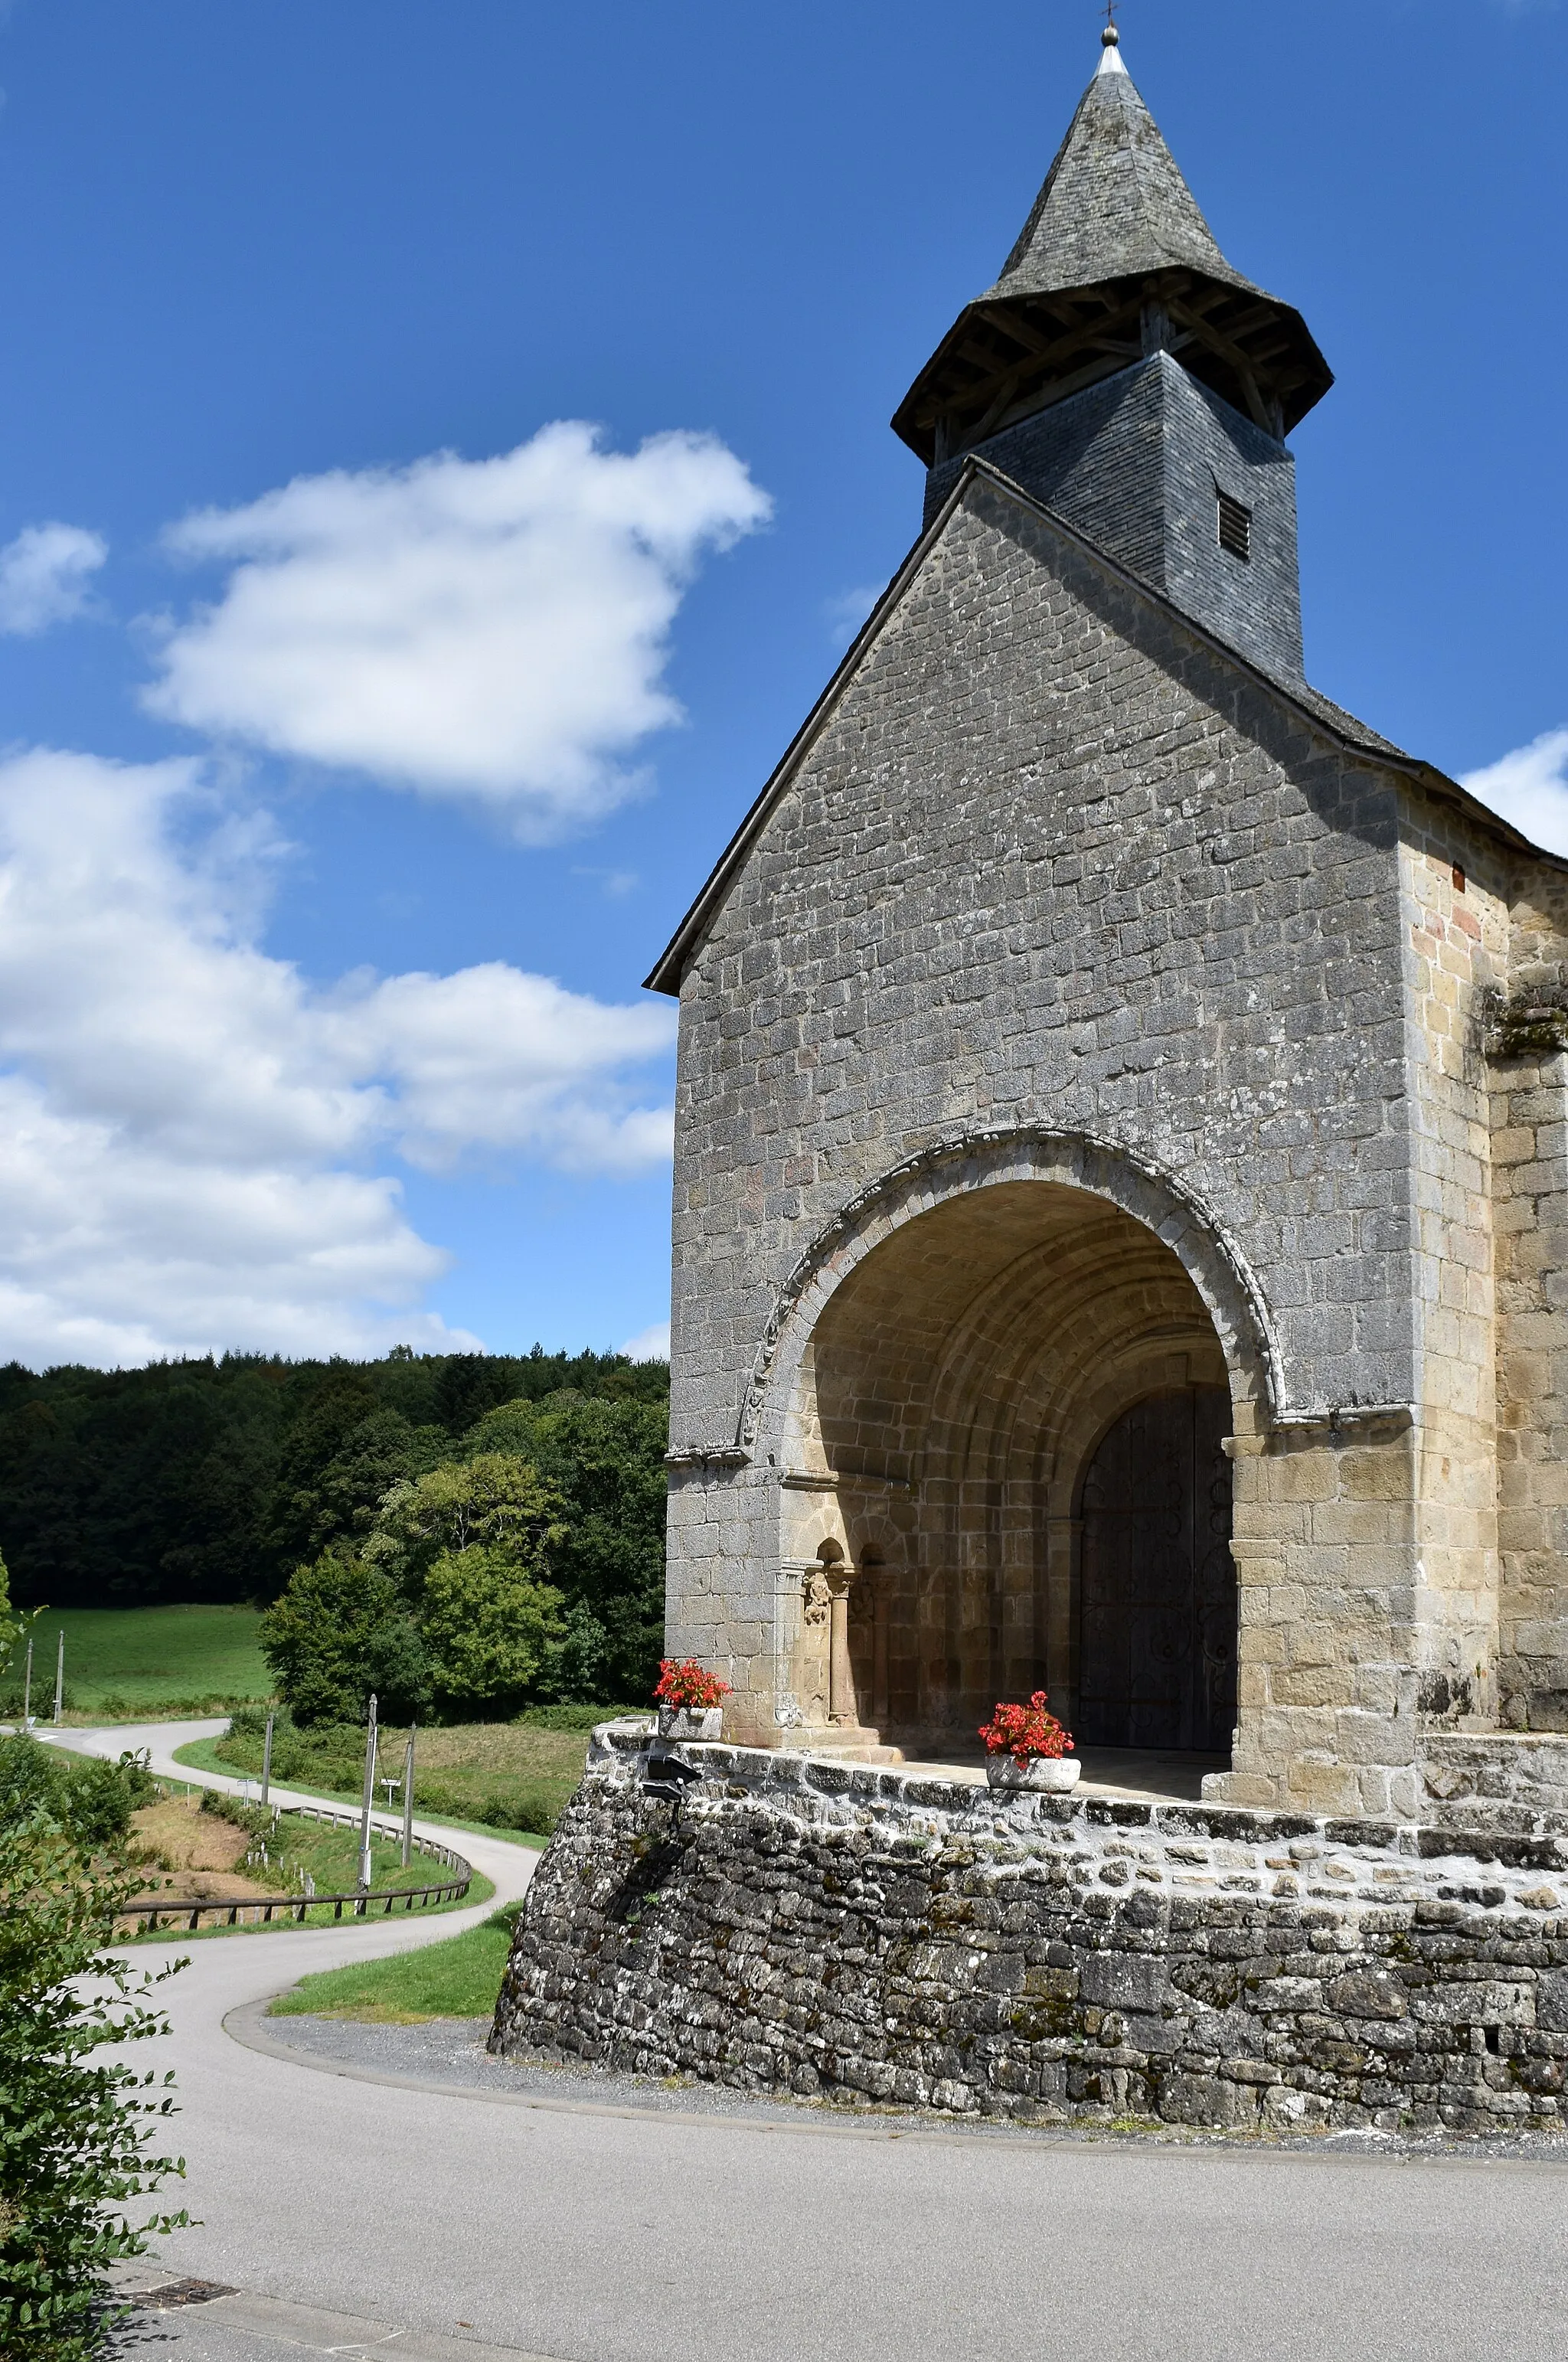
[775,1160,1244,1765]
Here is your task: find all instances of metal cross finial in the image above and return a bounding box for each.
[1102,0,1121,41]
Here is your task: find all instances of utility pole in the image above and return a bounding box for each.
[260,1710,276,1809]
[53,1631,64,1724]
[358,1693,377,1893]
[21,1638,32,1730]
[400,1723,416,1870]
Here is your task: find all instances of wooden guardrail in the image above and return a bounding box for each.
[119,1785,473,1930]
[117,1867,471,1932]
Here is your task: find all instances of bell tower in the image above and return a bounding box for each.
[893,27,1333,681]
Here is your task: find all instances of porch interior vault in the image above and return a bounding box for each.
[783,1179,1238,1766]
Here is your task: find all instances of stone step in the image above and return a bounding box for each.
[776,1729,905,1765]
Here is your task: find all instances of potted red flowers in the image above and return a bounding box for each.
[978,1692,1080,1792]
[653,1659,731,1741]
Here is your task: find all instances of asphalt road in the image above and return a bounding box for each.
[41,1723,1568,2362]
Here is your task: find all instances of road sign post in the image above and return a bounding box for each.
[358,1694,377,1891]
[54,1630,64,1724]
[260,1710,276,1809]
[22,1638,32,1730]
[401,1725,416,1869]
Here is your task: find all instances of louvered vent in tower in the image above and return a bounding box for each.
[1217,491,1252,561]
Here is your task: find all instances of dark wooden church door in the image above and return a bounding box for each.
[1078,1387,1235,1753]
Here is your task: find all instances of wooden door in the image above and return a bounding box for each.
[1078,1387,1235,1753]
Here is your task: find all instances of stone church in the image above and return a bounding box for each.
[645,28,1568,1819]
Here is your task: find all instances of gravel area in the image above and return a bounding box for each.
[256,2008,1568,2162]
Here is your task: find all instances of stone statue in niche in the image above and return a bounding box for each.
[799,1560,834,1724]
[793,1540,862,1727]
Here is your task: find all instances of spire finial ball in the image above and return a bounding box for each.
[1102,24,1119,45]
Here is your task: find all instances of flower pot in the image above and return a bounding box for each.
[985,1753,1081,1793]
[655,1705,724,1741]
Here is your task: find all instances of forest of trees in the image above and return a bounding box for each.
[0,1348,671,1704]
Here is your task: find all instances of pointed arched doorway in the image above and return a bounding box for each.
[1078,1387,1235,1752]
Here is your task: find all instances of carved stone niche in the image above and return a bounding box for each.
[791,1539,847,1727]
[782,1540,896,1758]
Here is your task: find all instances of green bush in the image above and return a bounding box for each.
[419,1543,562,1718]
[0,1736,154,1854]
[257,1550,426,1726]
[478,1783,562,1838]
[0,1807,188,2356]
[82,1690,260,1723]
[0,1676,76,1717]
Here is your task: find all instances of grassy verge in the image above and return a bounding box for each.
[129,1870,494,1941]
[169,1738,550,1851]
[128,1790,493,1939]
[2,1603,270,1719]
[181,1709,627,1841]
[268,1903,519,2020]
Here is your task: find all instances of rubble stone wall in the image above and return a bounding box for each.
[492,1730,1568,2136]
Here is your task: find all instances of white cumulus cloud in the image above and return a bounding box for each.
[0,747,676,1366]
[824,582,885,650]
[619,1319,671,1362]
[143,423,770,836]
[0,521,107,635]
[1461,726,1568,856]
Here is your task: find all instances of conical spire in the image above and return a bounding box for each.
[892,38,1331,465]
[988,34,1251,305]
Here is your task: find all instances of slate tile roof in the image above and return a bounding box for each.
[988,39,1258,305]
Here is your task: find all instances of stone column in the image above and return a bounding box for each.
[828,1567,856,1725]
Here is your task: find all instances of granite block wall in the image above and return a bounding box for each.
[493,1733,1568,2136]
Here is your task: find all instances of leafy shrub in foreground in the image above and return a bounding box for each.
[0,1815,188,2359]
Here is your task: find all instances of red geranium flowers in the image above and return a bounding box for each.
[978,1692,1075,1764]
[653,1659,732,1710]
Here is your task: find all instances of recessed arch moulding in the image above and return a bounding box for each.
[665,1130,1450,1817]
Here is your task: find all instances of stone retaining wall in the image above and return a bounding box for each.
[491,1728,1568,2135]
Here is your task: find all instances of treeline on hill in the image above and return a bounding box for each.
[0,1348,670,1707]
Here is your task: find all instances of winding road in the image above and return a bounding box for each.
[38,1722,1568,2362]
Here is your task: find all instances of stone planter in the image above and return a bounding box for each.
[656,1705,724,1742]
[985,1753,1081,1793]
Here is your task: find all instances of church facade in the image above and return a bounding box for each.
[645,31,1568,1818]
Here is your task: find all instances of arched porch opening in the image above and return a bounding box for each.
[782,1176,1239,1770]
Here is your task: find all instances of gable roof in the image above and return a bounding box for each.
[645,462,1560,997]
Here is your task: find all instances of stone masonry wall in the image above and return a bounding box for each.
[493,1729,1568,2136]
[1491,1045,1568,1728]
[667,469,1411,1461]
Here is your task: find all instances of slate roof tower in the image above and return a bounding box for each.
[897,26,1330,679]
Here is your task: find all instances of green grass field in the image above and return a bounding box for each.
[269,1903,518,2021]
[170,1737,549,1848]
[6,1604,270,1717]
[185,1710,607,1838]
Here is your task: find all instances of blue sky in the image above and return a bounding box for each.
[0,0,1561,1369]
